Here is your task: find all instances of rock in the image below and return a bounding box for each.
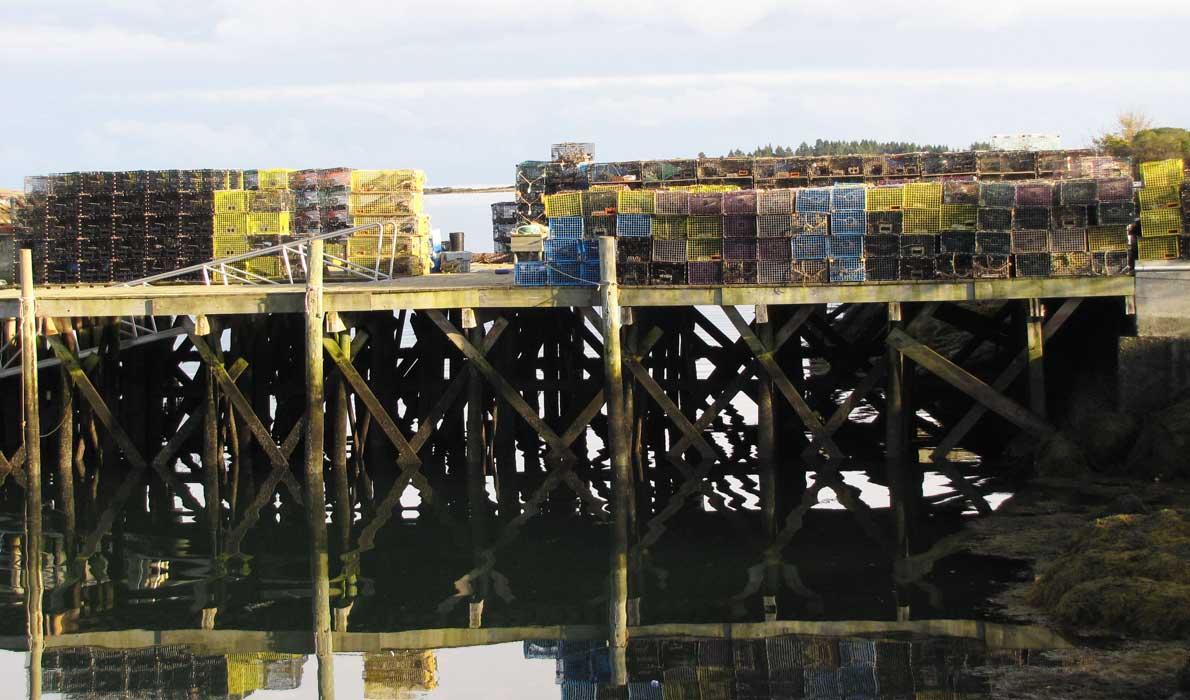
[1035,433,1090,478]
[1096,494,1150,517]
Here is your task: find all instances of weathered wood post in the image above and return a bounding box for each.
[465,314,488,627]
[330,324,353,629]
[886,302,909,559]
[202,317,222,628]
[756,305,780,620]
[20,250,44,699]
[304,240,335,698]
[57,331,76,554]
[1026,299,1047,419]
[598,237,631,686]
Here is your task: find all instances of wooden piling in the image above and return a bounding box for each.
[885,302,910,559]
[598,238,631,686]
[1026,299,1047,419]
[57,332,76,552]
[20,250,44,699]
[303,241,335,698]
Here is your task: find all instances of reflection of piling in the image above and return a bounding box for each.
[20,250,45,699]
[304,240,335,697]
[599,238,631,686]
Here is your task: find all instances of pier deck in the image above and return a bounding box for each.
[0,266,1135,317]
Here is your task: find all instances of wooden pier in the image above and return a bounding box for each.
[0,243,1138,693]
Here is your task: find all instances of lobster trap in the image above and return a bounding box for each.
[868,185,905,211]
[687,260,723,285]
[828,234,864,259]
[1013,206,1051,231]
[654,216,690,240]
[973,254,1011,279]
[1139,159,1184,188]
[588,162,641,185]
[943,179,979,206]
[830,211,866,236]
[904,182,942,209]
[757,214,796,238]
[793,235,828,260]
[549,217,585,239]
[583,189,619,216]
[829,258,866,283]
[1052,205,1090,229]
[648,261,687,285]
[883,153,921,177]
[1092,251,1130,276]
[689,192,724,215]
[867,211,903,235]
[547,261,585,286]
[798,212,831,235]
[698,157,754,181]
[864,235,899,258]
[1058,179,1098,206]
[1087,225,1129,252]
[977,207,1013,232]
[1139,185,1180,211]
[757,259,793,284]
[940,231,977,254]
[585,214,616,238]
[941,204,978,231]
[758,237,792,261]
[686,238,723,261]
[723,190,758,215]
[215,190,252,214]
[1096,177,1133,203]
[652,239,689,263]
[831,185,866,211]
[723,237,758,261]
[899,234,937,257]
[617,190,655,215]
[1050,251,1093,277]
[757,188,795,214]
[899,257,937,281]
[1138,235,1180,260]
[979,182,1017,208]
[865,257,899,282]
[937,253,975,280]
[654,191,690,215]
[514,261,548,286]
[1014,181,1054,207]
[723,215,757,238]
[617,238,652,263]
[977,231,1013,255]
[618,260,649,285]
[642,159,697,184]
[348,192,423,217]
[795,188,832,214]
[1049,227,1088,253]
[904,209,941,234]
[723,261,758,285]
[615,214,651,238]
[1014,252,1052,278]
[1011,230,1050,254]
[793,259,829,284]
[1140,208,1183,237]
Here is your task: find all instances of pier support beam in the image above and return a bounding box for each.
[303,241,335,698]
[599,238,631,687]
[1026,299,1047,420]
[20,250,44,699]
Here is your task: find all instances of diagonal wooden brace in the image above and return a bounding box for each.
[185,321,304,503]
[887,328,1054,437]
[723,306,844,460]
[0,445,27,488]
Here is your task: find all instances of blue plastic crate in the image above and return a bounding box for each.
[830,211,866,236]
[793,235,828,260]
[616,214,652,238]
[796,187,832,214]
[828,234,864,259]
[830,258,866,283]
[544,239,581,261]
[577,239,600,261]
[514,261,548,286]
[548,216,585,239]
[548,261,584,286]
[831,185,867,211]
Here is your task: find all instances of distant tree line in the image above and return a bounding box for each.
[1094,112,1190,166]
[715,140,993,158]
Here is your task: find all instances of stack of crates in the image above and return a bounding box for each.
[864,184,905,282]
[1137,159,1185,262]
[540,190,600,286]
[794,186,831,284]
[213,170,292,281]
[491,201,518,253]
[348,169,430,277]
[828,184,866,283]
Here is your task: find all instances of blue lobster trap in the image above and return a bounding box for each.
[830,211,866,236]
[796,187,832,214]
[548,261,585,286]
[580,262,602,284]
[616,214,652,238]
[828,234,864,259]
[830,184,867,211]
[793,235,828,260]
[830,258,866,283]
[548,216,584,239]
[544,239,582,261]
[514,261,548,286]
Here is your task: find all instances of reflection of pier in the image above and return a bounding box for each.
[0,242,1129,695]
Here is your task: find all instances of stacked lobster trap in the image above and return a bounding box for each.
[18,169,239,283]
[1135,158,1188,262]
[512,168,1148,287]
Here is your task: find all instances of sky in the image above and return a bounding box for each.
[1,0,1189,189]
